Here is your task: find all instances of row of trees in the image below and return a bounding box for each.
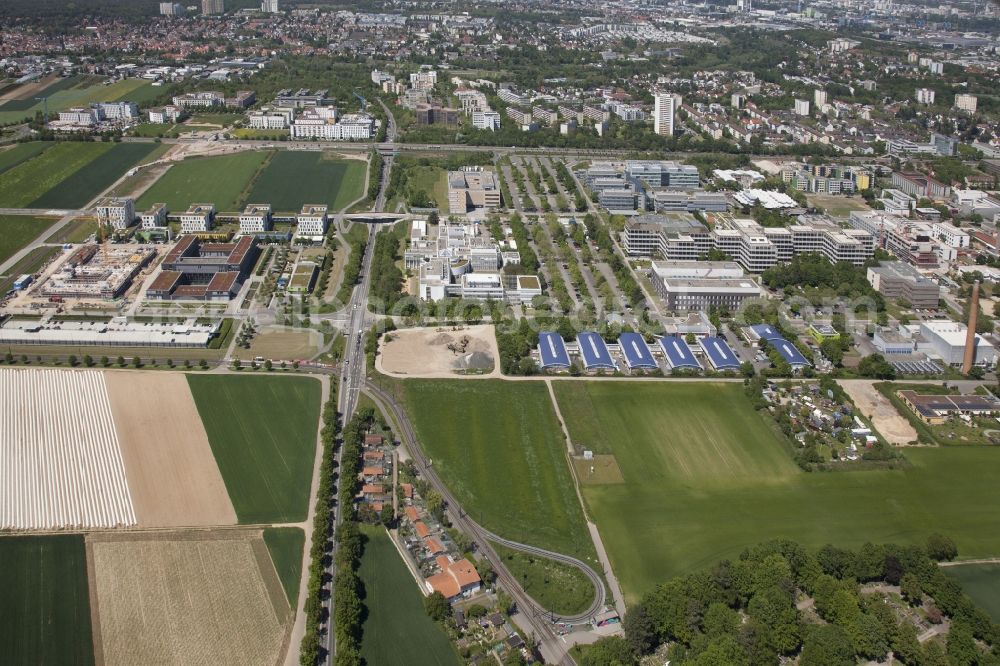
[367,226,405,311]
[299,381,341,665]
[583,536,995,666]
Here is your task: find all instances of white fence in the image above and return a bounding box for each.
[0,368,136,529]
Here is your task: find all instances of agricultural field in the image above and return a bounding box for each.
[45,217,96,244]
[944,564,1000,621]
[0,535,94,666]
[187,374,322,524]
[400,379,595,561]
[88,531,287,666]
[0,76,155,125]
[136,150,269,211]
[29,142,159,209]
[554,381,1000,603]
[0,142,50,175]
[246,151,367,211]
[0,142,158,209]
[0,215,58,264]
[358,526,459,666]
[263,527,305,604]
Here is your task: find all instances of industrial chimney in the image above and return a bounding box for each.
[962,280,980,375]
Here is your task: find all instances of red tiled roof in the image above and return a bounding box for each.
[404,506,419,522]
[425,537,445,555]
[414,521,430,539]
[148,270,182,292]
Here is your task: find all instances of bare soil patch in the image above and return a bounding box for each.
[103,371,237,527]
[378,324,499,377]
[88,530,288,666]
[841,379,918,445]
[573,455,625,485]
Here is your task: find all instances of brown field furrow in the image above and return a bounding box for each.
[103,371,237,528]
[90,531,285,666]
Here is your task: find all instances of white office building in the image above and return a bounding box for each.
[180,204,215,233]
[95,197,135,230]
[248,107,294,129]
[794,99,811,116]
[955,93,978,113]
[916,88,936,105]
[472,110,501,130]
[140,203,168,229]
[297,205,329,237]
[653,92,682,136]
[290,109,375,140]
[239,204,273,234]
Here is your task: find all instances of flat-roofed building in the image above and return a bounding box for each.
[172,91,224,109]
[623,213,711,259]
[447,167,501,214]
[919,320,996,368]
[179,204,215,233]
[238,204,272,234]
[649,261,761,312]
[867,261,941,309]
[95,197,135,230]
[140,203,168,229]
[297,204,328,237]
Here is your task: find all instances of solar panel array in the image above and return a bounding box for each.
[577,331,616,370]
[892,360,943,375]
[659,336,702,370]
[617,332,658,369]
[698,336,741,370]
[538,331,571,368]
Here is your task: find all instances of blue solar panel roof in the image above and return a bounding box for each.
[751,324,784,343]
[698,336,741,370]
[618,332,657,369]
[771,338,811,367]
[578,332,616,369]
[538,332,570,367]
[659,336,702,370]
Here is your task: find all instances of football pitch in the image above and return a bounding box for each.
[0,535,94,666]
[245,151,366,211]
[186,374,322,524]
[358,526,459,666]
[553,381,1000,603]
[136,151,270,212]
[400,379,596,562]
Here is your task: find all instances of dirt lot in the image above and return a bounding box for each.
[104,371,237,527]
[242,328,322,362]
[88,530,288,666]
[377,324,499,377]
[841,380,918,445]
[573,455,625,485]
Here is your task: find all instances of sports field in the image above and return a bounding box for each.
[401,379,595,561]
[0,215,58,264]
[0,76,154,124]
[246,151,366,211]
[0,535,94,666]
[137,151,270,212]
[186,374,322,524]
[358,526,459,666]
[943,564,1000,621]
[0,142,158,209]
[554,381,1000,603]
[263,527,305,604]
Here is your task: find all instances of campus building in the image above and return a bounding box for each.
[648,261,761,312]
[238,204,272,234]
[447,167,501,214]
[296,205,329,238]
[866,261,941,309]
[150,236,258,301]
[179,204,215,233]
[95,197,135,230]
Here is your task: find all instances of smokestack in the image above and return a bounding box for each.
[962,280,980,375]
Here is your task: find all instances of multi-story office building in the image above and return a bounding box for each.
[649,261,762,312]
[261,0,279,12]
[238,204,272,235]
[140,203,168,229]
[172,91,224,109]
[95,197,135,230]
[866,261,941,309]
[180,204,215,233]
[848,211,967,268]
[247,107,294,130]
[297,205,328,237]
[202,0,224,14]
[160,2,185,15]
[447,168,501,214]
[472,110,501,130]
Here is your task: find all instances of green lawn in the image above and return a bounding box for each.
[944,564,1000,622]
[0,535,94,666]
[554,381,1000,603]
[0,215,58,264]
[0,142,51,175]
[492,541,595,616]
[358,525,459,666]
[0,77,154,125]
[246,151,367,212]
[263,527,305,605]
[137,151,270,212]
[404,165,449,209]
[186,374,322,524]
[29,142,159,209]
[401,379,595,562]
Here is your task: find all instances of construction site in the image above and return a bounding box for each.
[11,244,156,307]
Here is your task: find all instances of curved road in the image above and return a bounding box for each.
[363,381,608,663]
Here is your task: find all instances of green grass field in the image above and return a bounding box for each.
[186,374,321,524]
[137,151,269,211]
[554,381,1000,603]
[263,527,305,605]
[246,151,367,211]
[0,77,154,124]
[0,535,94,666]
[492,541,595,616]
[0,142,51,175]
[358,525,459,666]
[401,379,595,561]
[404,165,449,209]
[0,215,58,264]
[944,564,1000,621]
[29,142,159,209]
